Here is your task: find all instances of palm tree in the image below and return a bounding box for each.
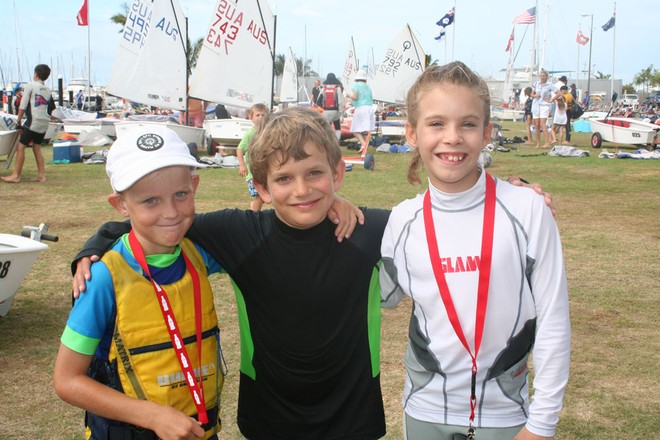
[110,3,129,32]
[424,54,439,68]
[274,53,318,77]
[186,37,204,73]
[274,54,286,76]
[633,65,654,93]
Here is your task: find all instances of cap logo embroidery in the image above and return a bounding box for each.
[136,133,164,152]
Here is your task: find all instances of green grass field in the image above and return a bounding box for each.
[0,121,658,439]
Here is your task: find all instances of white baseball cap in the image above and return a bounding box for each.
[106,125,205,192]
[354,70,368,81]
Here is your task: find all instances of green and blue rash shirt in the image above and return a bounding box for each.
[62,236,222,360]
[77,208,390,440]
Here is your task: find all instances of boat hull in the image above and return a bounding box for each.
[589,118,659,145]
[377,120,406,137]
[0,131,18,156]
[203,118,253,146]
[491,108,525,121]
[0,234,48,317]
[63,119,117,138]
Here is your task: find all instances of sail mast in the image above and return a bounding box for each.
[87,0,91,102]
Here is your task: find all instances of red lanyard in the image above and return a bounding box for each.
[128,231,208,425]
[422,173,496,429]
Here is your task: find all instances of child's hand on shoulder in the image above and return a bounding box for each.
[507,176,556,217]
[327,195,365,242]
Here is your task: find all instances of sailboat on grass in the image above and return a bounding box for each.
[108,0,205,148]
[191,0,275,152]
[371,24,425,138]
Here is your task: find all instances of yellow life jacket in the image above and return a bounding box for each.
[98,238,222,439]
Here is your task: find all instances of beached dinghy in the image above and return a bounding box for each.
[0,130,19,156]
[590,117,659,148]
[0,228,52,317]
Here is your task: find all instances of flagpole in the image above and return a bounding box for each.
[576,27,580,89]
[451,0,456,61]
[582,13,593,104]
[540,0,549,71]
[611,2,616,99]
[87,0,91,105]
[532,0,538,78]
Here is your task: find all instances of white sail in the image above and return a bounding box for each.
[366,48,377,80]
[190,0,275,109]
[279,47,298,103]
[342,37,358,92]
[108,0,188,111]
[371,24,425,105]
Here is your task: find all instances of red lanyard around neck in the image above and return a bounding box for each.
[422,173,496,427]
[128,230,208,425]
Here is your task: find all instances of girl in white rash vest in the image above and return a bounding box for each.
[379,61,570,440]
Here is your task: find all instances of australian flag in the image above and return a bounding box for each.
[435,7,455,41]
[602,15,615,32]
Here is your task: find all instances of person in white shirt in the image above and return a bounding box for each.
[380,61,571,440]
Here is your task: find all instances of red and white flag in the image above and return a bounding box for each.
[576,29,589,45]
[505,29,515,52]
[77,0,89,26]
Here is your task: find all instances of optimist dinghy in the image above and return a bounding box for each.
[0,234,49,317]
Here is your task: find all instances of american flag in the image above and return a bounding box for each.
[512,7,536,25]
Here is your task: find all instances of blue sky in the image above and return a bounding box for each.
[1,0,656,88]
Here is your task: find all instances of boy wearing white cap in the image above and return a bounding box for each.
[54,126,225,440]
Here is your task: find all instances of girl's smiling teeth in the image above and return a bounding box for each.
[438,152,466,162]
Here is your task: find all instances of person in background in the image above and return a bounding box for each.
[94,94,103,112]
[2,64,55,183]
[346,70,375,152]
[531,70,557,148]
[180,92,207,128]
[311,79,322,107]
[214,104,230,119]
[557,85,574,142]
[552,94,568,144]
[318,73,345,140]
[75,89,84,110]
[12,86,23,115]
[237,103,269,211]
[380,61,570,440]
[523,86,534,145]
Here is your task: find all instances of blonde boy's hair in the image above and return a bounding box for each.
[405,61,491,185]
[249,107,342,186]
[249,103,269,118]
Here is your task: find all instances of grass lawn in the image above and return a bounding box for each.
[0,120,658,439]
